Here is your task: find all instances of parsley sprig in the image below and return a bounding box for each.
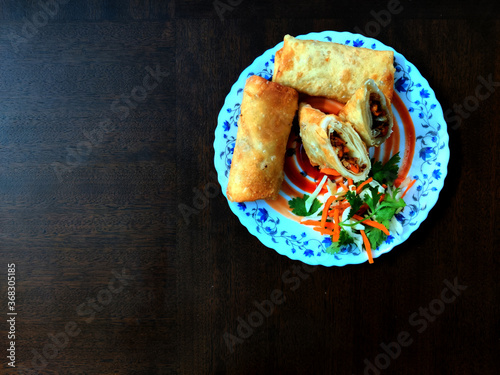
[369,153,401,185]
[326,230,354,254]
[344,190,363,219]
[288,194,322,216]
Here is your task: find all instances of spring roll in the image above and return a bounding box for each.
[339,79,394,147]
[273,35,395,103]
[299,103,371,182]
[227,75,298,202]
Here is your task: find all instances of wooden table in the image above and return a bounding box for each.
[0,1,498,374]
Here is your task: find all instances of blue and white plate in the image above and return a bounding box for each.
[214,31,449,266]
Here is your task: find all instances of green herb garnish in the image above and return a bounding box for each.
[326,230,355,254]
[288,194,322,216]
[369,152,401,185]
[365,226,387,250]
[345,190,363,219]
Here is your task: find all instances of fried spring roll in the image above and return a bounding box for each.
[339,79,394,147]
[273,35,395,103]
[299,103,371,182]
[227,75,298,202]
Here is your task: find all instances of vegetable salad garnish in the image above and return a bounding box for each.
[288,153,415,263]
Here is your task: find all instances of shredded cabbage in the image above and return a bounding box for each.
[305,174,328,212]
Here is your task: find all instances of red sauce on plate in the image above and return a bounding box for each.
[393,93,416,180]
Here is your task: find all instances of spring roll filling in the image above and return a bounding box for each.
[369,93,390,138]
[329,131,366,173]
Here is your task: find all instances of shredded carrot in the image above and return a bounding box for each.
[323,222,336,229]
[320,168,341,176]
[310,222,335,230]
[329,206,349,217]
[339,198,349,206]
[337,181,349,192]
[352,215,390,235]
[321,196,336,228]
[328,200,350,213]
[401,179,417,198]
[312,227,336,235]
[333,208,339,224]
[356,177,373,194]
[360,230,374,264]
[347,178,354,186]
[332,208,340,242]
[301,219,322,226]
[382,184,387,189]
[379,194,385,203]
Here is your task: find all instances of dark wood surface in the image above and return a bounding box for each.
[0,1,498,374]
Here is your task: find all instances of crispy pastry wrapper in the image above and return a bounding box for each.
[273,35,395,103]
[298,103,371,182]
[339,79,394,147]
[227,75,298,202]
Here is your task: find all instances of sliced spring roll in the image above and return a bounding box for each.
[227,75,298,202]
[298,103,371,182]
[273,35,395,103]
[339,79,394,147]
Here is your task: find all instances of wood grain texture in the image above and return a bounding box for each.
[0,1,498,374]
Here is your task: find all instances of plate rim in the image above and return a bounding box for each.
[213,30,450,267]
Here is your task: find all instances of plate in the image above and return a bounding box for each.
[214,31,449,266]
